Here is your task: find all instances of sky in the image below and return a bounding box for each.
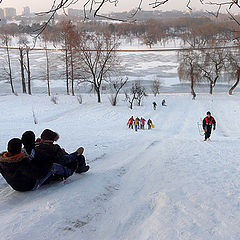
[0,0,236,15]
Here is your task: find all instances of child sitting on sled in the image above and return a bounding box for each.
[36,129,89,173]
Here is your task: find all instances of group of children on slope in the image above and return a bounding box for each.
[0,129,89,192]
[127,116,154,132]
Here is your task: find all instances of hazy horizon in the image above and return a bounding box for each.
[0,0,235,14]
[0,0,237,15]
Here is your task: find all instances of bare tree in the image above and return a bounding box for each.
[0,31,15,94]
[151,78,162,97]
[124,88,137,110]
[178,50,200,97]
[18,35,31,94]
[199,46,228,94]
[18,47,27,94]
[135,81,147,106]
[226,49,240,95]
[26,47,31,95]
[125,81,146,109]
[41,31,51,96]
[55,21,79,96]
[109,77,128,106]
[76,32,120,103]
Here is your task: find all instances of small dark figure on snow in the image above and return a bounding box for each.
[192,92,196,100]
[147,119,153,130]
[162,99,166,106]
[128,116,134,129]
[203,112,216,141]
[140,117,146,129]
[134,118,139,132]
[136,117,140,129]
[153,102,157,110]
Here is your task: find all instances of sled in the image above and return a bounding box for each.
[150,123,155,128]
[197,118,205,136]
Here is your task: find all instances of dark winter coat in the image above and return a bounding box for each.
[27,149,53,175]
[203,116,216,130]
[0,152,47,192]
[147,119,152,125]
[35,141,68,164]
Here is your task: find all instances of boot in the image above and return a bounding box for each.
[67,160,78,175]
[75,165,90,174]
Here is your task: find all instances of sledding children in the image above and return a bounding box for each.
[140,117,146,129]
[128,116,134,129]
[147,119,153,130]
[203,112,216,141]
[134,118,139,132]
[36,129,89,173]
[153,102,157,110]
[0,138,75,192]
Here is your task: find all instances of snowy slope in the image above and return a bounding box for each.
[0,93,240,240]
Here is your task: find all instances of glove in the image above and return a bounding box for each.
[213,127,216,131]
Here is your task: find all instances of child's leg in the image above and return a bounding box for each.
[32,163,74,190]
[58,152,78,166]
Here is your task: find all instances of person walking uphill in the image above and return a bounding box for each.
[153,102,157,110]
[134,118,139,132]
[128,116,134,129]
[203,112,216,141]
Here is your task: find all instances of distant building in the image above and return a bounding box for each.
[23,6,30,16]
[4,8,16,18]
[0,8,4,19]
[68,8,82,17]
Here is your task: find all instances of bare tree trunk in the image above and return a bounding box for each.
[229,69,240,95]
[96,87,101,103]
[26,48,31,95]
[45,48,51,96]
[65,49,69,95]
[70,48,74,96]
[209,82,213,95]
[19,48,27,94]
[6,44,15,94]
[190,67,195,96]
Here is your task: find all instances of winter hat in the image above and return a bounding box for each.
[7,138,22,155]
[207,111,211,115]
[41,129,59,142]
[22,131,35,153]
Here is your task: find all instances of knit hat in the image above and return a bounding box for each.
[7,138,22,155]
[22,131,35,154]
[207,111,211,115]
[41,129,59,142]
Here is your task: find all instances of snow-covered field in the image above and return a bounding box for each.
[1,93,240,240]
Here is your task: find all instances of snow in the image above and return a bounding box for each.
[1,93,240,240]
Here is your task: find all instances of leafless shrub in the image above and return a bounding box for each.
[51,95,58,104]
[77,95,83,104]
[124,81,147,109]
[32,109,38,124]
[108,77,128,106]
[151,78,162,97]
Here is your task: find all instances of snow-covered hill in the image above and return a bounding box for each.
[0,93,240,240]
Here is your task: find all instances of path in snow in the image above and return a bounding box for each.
[0,93,240,240]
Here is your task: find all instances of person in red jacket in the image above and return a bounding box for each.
[203,111,216,141]
[128,116,134,129]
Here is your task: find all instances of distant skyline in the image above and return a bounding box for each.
[0,0,237,15]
